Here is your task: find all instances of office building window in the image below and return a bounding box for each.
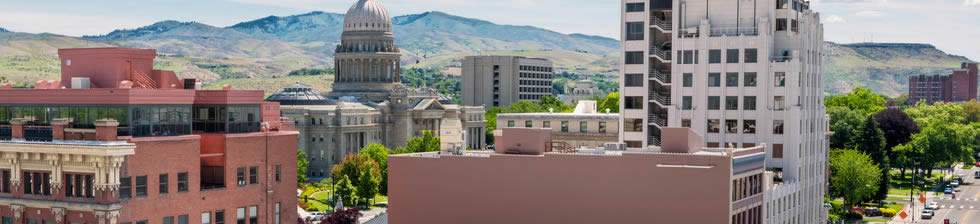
[708,96,721,110]
[625,96,644,109]
[682,73,693,87]
[163,217,174,224]
[773,144,784,158]
[744,120,757,134]
[216,210,226,224]
[275,165,281,183]
[202,212,212,224]
[707,119,720,133]
[683,51,694,64]
[543,121,551,128]
[626,3,645,12]
[681,119,692,128]
[709,50,721,64]
[580,122,588,133]
[745,49,758,63]
[249,206,258,224]
[625,141,642,148]
[726,96,739,110]
[744,96,757,110]
[275,203,281,224]
[727,49,739,63]
[120,177,131,199]
[625,51,644,64]
[708,73,721,87]
[624,119,642,132]
[726,120,738,134]
[744,72,758,86]
[178,215,188,224]
[775,72,786,87]
[135,176,147,197]
[136,221,147,224]
[774,96,786,111]
[159,174,169,194]
[626,22,644,41]
[792,19,799,32]
[599,122,607,133]
[776,19,788,31]
[625,74,644,87]
[177,172,188,192]
[249,166,258,184]
[774,120,785,135]
[524,121,532,128]
[237,167,246,186]
[237,208,246,224]
[726,73,739,87]
[561,121,569,132]
[682,96,693,110]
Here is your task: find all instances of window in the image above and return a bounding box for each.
[791,19,799,32]
[683,73,693,87]
[202,212,212,224]
[774,120,785,135]
[745,49,758,63]
[625,96,644,109]
[707,119,720,133]
[625,51,644,64]
[249,166,258,184]
[275,202,281,224]
[625,74,644,87]
[774,96,786,111]
[543,121,551,128]
[507,120,515,127]
[624,119,642,132]
[726,73,739,87]
[708,96,720,110]
[163,217,174,224]
[625,141,642,148]
[120,177,131,199]
[681,119,692,128]
[683,51,694,64]
[682,96,693,110]
[744,96,757,110]
[275,165,281,183]
[177,172,188,192]
[561,121,569,132]
[136,221,147,224]
[216,210,226,224]
[237,208,246,224]
[775,72,786,87]
[626,2,645,12]
[135,176,147,197]
[744,73,758,86]
[708,73,721,87]
[525,121,533,128]
[580,122,588,133]
[626,22,644,41]
[773,144,784,158]
[726,120,738,134]
[159,174,169,194]
[707,142,720,148]
[709,50,721,64]
[776,19,787,31]
[744,120,756,134]
[726,49,739,63]
[726,96,739,110]
[179,215,188,224]
[599,122,607,133]
[249,206,258,224]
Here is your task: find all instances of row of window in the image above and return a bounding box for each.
[519,95,546,100]
[733,173,764,201]
[121,173,188,199]
[519,65,552,73]
[519,87,551,93]
[683,72,762,87]
[682,96,785,111]
[506,120,608,133]
[519,72,552,79]
[625,49,760,65]
[519,80,551,86]
[775,19,800,33]
[700,119,784,135]
[126,204,273,224]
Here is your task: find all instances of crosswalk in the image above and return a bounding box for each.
[938,205,975,209]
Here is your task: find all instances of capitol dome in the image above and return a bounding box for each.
[343,0,392,32]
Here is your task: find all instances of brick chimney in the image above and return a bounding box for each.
[51,118,71,141]
[9,118,26,140]
[95,119,119,141]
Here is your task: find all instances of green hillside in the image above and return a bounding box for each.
[824,42,974,96]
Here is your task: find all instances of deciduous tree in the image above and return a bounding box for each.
[830,149,882,209]
[855,116,888,202]
[359,144,390,195]
[825,87,887,115]
[298,149,310,185]
[333,175,358,210]
[828,106,865,149]
[598,92,619,113]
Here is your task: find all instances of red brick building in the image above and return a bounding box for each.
[909,63,979,104]
[0,48,298,224]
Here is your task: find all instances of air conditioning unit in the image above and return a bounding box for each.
[71,77,90,89]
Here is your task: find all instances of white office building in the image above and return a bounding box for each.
[620,0,829,223]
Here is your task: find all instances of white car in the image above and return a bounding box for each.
[921,208,934,219]
[952,180,960,187]
[927,202,939,210]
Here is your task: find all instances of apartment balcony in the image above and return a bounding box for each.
[649,91,671,107]
[649,44,672,62]
[650,16,673,32]
[649,68,672,85]
[648,114,667,128]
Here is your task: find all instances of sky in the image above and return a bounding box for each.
[0,0,977,60]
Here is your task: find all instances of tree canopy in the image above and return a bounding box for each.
[873,108,920,151]
[359,144,391,195]
[828,106,866,149]
[825,87,886,115]
[597,92,619,113]
[855,116,888,202]
[297,149,310,185]
[396,131,441,154]
[830,149,882,209]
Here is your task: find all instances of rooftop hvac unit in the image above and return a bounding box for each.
[71,77,90,89]
[605,143,626,151]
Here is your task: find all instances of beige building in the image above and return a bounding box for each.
[495,101,617,149]
[266,0,487,178]
[462,55,554,108]
[561,79,607,105]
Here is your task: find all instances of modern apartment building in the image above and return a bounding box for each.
[462,56,554,108]
[495,101,618,148]
[908,62,979,104]
[620,0,829,223]
[0,48,298,224]
[389,127,767,224]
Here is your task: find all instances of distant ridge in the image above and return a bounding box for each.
[0,27,8,33]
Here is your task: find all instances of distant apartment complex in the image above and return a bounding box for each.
[620,0,829,223]
[462,56,554,108]
[495,101,618,149]
[389,127,767,224]
[0,48,297,224]
[908,62,979,104]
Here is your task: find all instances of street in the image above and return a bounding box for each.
[894,166,980,224]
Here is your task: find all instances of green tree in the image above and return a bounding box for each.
[855,116,888,203]
[335,175,358,207]
[503,101,546,113]
[297,149,310,185]
[892,144,917,177]
[825,87,887,115]
[962,100,980,123]
[538,95,571,112]
[902,122,977,175]
[331,154,381,192]
[395,130,441,154]
[904,102,966,127]
[485,107,501,145]
[830,149,882,209]
[828,106,865,149]
[359,144,390,195]
[356,168,381,205]
[597,92,619,113]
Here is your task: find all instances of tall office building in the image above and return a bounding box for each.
[908,62,979,104]
[462,56,554,108]
[620,0,828,223]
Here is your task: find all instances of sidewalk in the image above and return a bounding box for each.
[889,165,960,223]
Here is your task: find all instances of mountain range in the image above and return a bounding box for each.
[0,11,974,96]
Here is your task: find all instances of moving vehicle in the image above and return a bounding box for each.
[974,171,980,179]
[944,187,954,194]
[927,202,939,210]
[952,180,960,187]
[922,208,934,219]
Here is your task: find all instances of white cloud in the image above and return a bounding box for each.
[0,11,150,36]
[854,10,884,17]
[966,0,980,6]
[824,15,847,23]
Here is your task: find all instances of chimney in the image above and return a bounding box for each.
[95,119,119,141]
[51,118,71,141]
[9,118,26,140]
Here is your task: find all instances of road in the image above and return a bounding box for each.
[896,166,980,224]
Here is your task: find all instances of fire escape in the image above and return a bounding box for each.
[647,5,672,147]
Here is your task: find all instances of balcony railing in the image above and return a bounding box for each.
[649,114,667,127]
[0,125,11,140]
[24,126,53,142]
[648,135,662,147]
[649,69,672,84]
[710,27,759,37]
[649,46,672,61]
[650,16,673,31]
[772,56,794,62]
[650,91,671,106]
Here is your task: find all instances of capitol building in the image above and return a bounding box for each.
[266,0,486,177]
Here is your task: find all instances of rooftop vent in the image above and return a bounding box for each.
[71,77,90,89]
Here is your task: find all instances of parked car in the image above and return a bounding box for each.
[945,187,954,194]
[927,202,939,210]
[922,208,934,219]
[952,180,960,188]
[975,171,980,179]
[863,207,882,217]
[851,206,865,214]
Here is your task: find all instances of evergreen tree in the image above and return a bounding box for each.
[335,175,358,207]
[856,116,888,202]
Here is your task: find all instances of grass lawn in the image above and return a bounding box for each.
[889,170,947,196]
[885,196,909,201]
[885,203,905,212]
[964,164,975,169]
[862,217,890,222]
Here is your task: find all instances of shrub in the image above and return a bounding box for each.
[324,207,361,224]
[881,208,896,217]
[844,211,863,220]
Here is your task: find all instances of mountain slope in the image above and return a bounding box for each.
[0,27,8,33]
[824,42,974,96]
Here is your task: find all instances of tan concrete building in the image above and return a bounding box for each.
[495,101,617,149]
[389,127,768,224]
[561,79,607,105]
[462,56,554,108]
